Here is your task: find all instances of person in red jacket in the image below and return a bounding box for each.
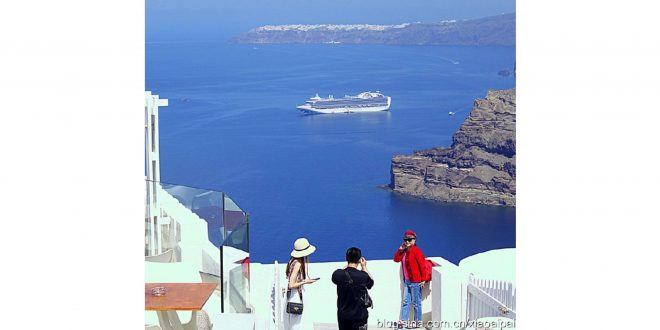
[393,230,426,328]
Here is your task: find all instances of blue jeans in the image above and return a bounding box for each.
[400,280,422,322]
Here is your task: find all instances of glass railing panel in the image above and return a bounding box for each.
[144,180,251,313]
[159,182,225,248]
[222,221,250,313]
[222,194,248,251]
[221,194,250,313]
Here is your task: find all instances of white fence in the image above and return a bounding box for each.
[465,275,516,323]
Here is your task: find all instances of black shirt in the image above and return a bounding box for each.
[331,267,375,320]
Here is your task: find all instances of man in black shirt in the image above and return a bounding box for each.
[332,247,375,330]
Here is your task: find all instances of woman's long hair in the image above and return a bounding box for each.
[285,256,308,280]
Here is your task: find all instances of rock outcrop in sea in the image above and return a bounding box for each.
[389,89,516,206]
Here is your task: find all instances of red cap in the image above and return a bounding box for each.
[403,230,417,239]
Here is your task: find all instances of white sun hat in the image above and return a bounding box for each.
[290,238,316,258]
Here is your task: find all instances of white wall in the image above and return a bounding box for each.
[250,257,456,328]
[249,250,515,329]
[429,259,464,328]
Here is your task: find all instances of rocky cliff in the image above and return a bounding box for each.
[233,14,515,46]
[390,89,516,206]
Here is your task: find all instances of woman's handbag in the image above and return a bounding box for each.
[344,269,373,308]
[285,287,304,315]
[286,301,303,315]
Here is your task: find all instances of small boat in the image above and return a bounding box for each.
[448,111,456,116]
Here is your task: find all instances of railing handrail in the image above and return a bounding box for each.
[145,178,224,193]
[146,178,249,216]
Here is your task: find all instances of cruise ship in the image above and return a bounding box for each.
[297,91,391,114]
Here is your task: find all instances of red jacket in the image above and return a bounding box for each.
[393,245,426,283]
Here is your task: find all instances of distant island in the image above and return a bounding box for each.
[233,13,515,46]
[389,89,516,206]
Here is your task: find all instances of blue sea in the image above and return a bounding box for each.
[146,41,516,264]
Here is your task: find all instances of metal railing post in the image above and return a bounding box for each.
[220,191,226,313]
[220,244,225,313]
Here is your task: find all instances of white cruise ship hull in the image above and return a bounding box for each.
[297,97,391,114]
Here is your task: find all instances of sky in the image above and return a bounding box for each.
[147,0,515,42]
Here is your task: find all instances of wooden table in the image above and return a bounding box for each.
[145,283,217,330]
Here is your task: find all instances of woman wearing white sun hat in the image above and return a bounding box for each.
[284,237,319,330]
